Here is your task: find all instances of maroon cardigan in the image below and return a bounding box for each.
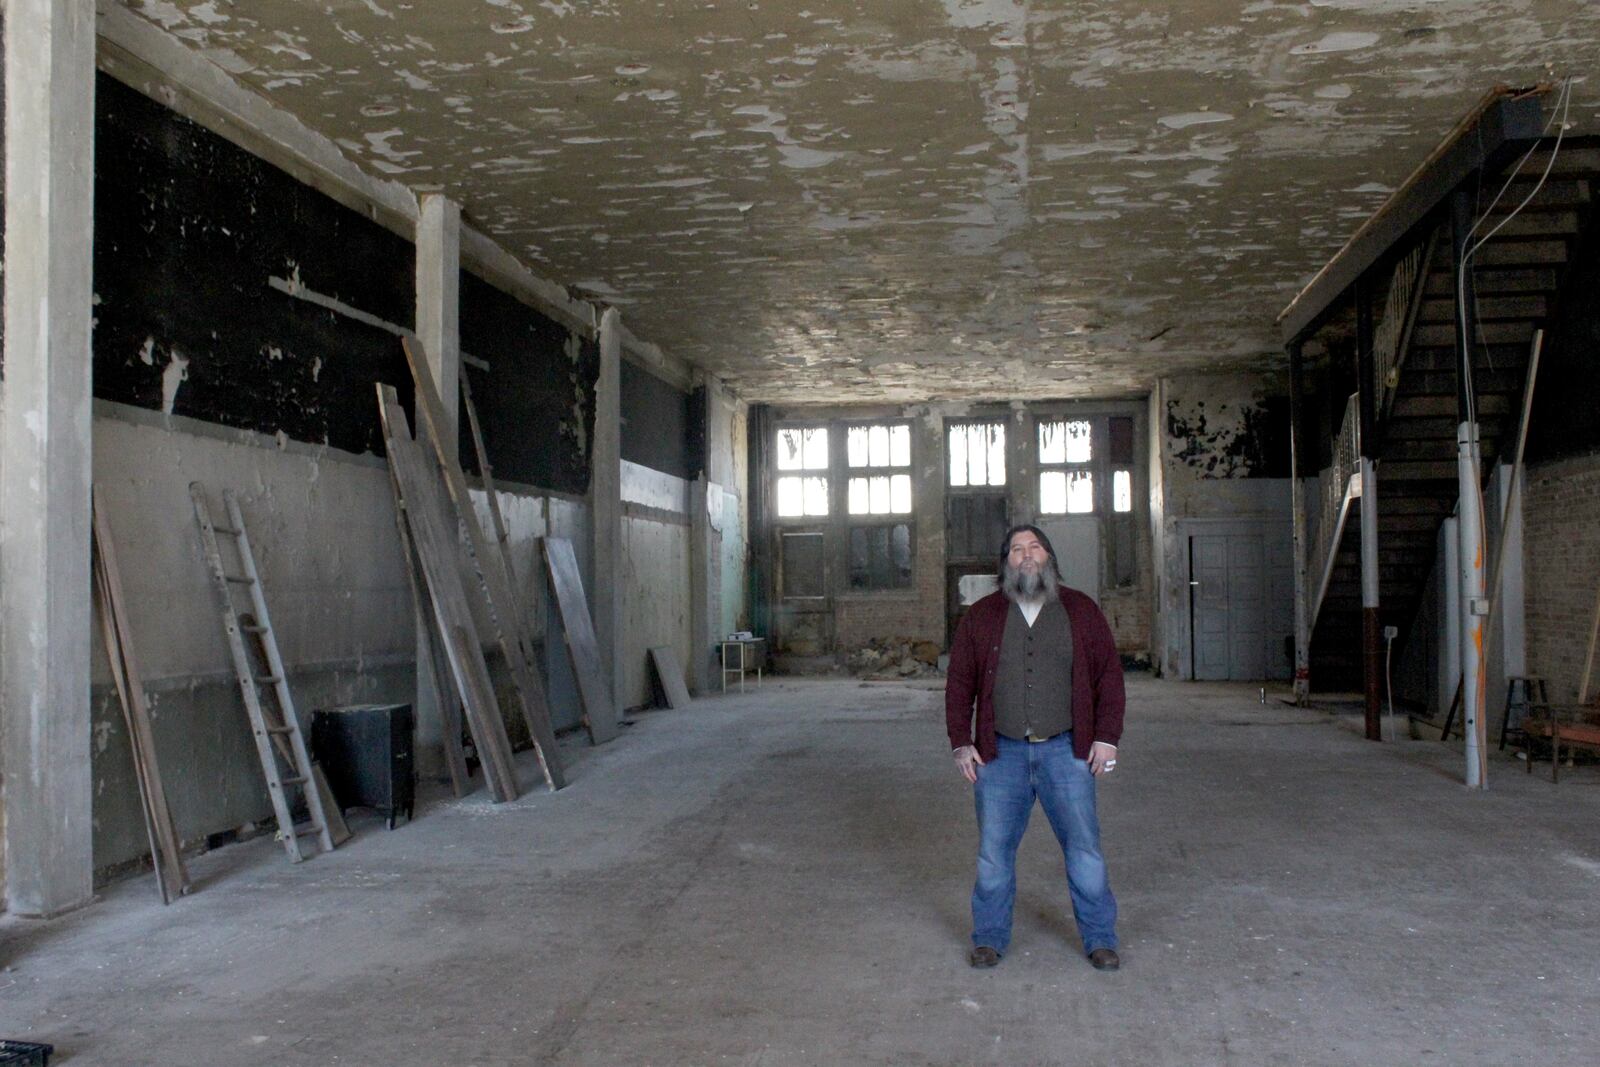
[945,586,1126,762]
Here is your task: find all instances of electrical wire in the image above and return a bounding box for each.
[1454,78,1571,398]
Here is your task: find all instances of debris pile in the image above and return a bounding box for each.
[846,637,943,678]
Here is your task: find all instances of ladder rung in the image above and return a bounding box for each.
[242,624,269,634]
[280,775,309,786]
[266,725,294,734]
[293,823,324,837]
[213,525,243,536]
[224,575,256,584]
[257,674,284,685]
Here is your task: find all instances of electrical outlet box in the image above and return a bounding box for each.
[1383,625,1399,640]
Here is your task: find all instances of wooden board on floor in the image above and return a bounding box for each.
[378,386,522,801]
[401,338,566,790]
[542,537,619,744]
[92,488,191,904]
[649,646,693,710]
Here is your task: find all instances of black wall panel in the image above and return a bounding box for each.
[621,359,694,479]
[458,270,597,496]
[92,74,417,456]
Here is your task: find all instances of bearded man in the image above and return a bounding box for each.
[945,523,1126,972]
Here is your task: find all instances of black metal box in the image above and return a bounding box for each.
[0,1040,54,1066]
[311,703,415,829]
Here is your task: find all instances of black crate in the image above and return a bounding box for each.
[0,1040,53,1066]
[311,703,415,829]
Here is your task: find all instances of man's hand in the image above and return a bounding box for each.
[953,745,985,783]
[1088,742,1118,777]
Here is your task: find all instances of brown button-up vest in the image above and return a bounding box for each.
[993,596,1074,741]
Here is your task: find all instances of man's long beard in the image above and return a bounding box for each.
[1002,559,1059,602]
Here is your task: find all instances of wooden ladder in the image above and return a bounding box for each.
[190,482,340,862]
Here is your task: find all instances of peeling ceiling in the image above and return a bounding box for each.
[119,0,1600,402]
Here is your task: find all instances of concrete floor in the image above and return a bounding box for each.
[3,675,1598,1066]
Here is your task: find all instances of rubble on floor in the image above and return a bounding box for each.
[846,637,943,679]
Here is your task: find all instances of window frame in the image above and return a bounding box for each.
[945,418,1009,492]
[843,418,915,521]
[842,418,915,591]
[771,422,832,521]
[1036,416,1097,516]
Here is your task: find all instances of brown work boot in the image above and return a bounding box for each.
[969,946,1001,968]
[1088,947,1120,971]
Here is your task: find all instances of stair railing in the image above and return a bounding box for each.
[1374,230,1437,424]
[1308,391,1362,630]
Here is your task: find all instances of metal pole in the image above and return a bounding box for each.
[1288,341,1312,706]
[1452,189,1488,789]
[1356,277,1382,741]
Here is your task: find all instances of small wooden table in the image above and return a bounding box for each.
[718,638,765,693]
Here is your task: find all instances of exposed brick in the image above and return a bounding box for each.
[1523,451,1600,703]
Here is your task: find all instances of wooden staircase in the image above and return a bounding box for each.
[1308,140,1600,690]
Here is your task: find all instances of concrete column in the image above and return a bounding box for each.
[1,0,97,917]
[688,372,717,693]
[689,475,716,694]
[412,192,460,778]
[416,193,461,461]
[592,308,624,714]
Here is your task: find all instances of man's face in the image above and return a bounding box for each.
[1007,532,1050,574]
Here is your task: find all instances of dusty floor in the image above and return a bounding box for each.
[3,675,1598,1066]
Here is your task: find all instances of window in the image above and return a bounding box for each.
[949,422,1006,487]
[1038,419,1094,514]
[847,423,912,515]
[1109,415,1134,514]
[775,426,829,517]
[847,422,914,589]
[849,523,913,590]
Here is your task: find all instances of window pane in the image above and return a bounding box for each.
[869,475,890,514]
[1040,470,1067,514]
[1064,420,1092,463]
[848,477,869,514]
[986,425,1006,485]
[777,476,804,516]
[777,429,806,471]
[803,428,828,470]
[847,427,869,468]
[848,527,869,589]
[948,426,968,487]
[1114,469,1132,512]
[890,425,910,467]
[891,523,912,585]
[1109,416,1134,464]
[869,425,890,467]
[890,474,912,513]
[1039,421,1065,465]
[803,476,829,516]
[966,426,986,486]
[1067,470,1095,513]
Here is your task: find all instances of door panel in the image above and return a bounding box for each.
[1192,535,1232,680]
[1226,535,1266,680]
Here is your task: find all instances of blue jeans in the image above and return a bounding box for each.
[972,733,1117,956]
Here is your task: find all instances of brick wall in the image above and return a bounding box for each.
[835,510,947,648]
[1100,586,1152,659]
[1524,450,1600,702]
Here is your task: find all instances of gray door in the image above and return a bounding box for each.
[1191,533,1267,681]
